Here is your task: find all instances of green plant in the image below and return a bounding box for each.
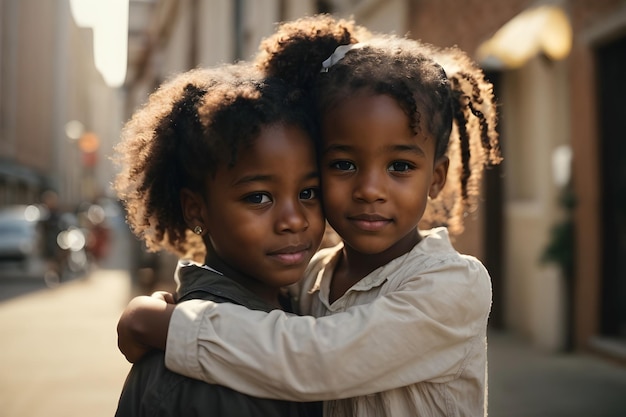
[541,184,576,280]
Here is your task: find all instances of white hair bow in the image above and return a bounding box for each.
[320,43,365,72]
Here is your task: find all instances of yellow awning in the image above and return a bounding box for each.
[476,5,572,70]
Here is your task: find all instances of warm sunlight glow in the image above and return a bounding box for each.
[70,0,129,88]
[477,5,572,70]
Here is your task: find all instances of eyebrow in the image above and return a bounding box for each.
[322,144,351,155]
[232,174,272,187]
[323,143,427,157]
[388,143,427,157]
[232,170,319,187]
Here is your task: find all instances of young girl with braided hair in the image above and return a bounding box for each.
[117,14,501,416]
[113,63,324,416]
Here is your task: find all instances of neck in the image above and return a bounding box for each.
[204,249,283,309]
[340,228,422,281]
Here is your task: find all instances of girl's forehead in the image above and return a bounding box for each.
[322,93,411,134]
[321,94,435,155]
[325,92,402,115]
[234,124,315,162]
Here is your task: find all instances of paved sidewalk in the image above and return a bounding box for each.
[1,267,626,417]
[487,330,626,417]
[0,269,132,417]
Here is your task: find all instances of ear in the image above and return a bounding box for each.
[429,156,449,199]
[180,188,207,235]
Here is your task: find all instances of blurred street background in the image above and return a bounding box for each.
[1,0,626,416]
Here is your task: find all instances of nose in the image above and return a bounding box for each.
[275,199,309,233]
[353,169,386,203]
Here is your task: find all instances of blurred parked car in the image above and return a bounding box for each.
[0,205,47,279]
[0,204,89,283]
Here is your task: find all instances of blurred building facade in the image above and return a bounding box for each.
[0,0,126,210]
[406,0,626,363]
[2,0,624,363]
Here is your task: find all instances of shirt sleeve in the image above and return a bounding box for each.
[165,262,491,401]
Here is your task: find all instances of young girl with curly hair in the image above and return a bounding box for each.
[113,63,324,416]
[117,14,501,416]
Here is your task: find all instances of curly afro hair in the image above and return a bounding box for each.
[113,63,318,260]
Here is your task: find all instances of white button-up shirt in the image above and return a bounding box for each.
[166,227,491,416]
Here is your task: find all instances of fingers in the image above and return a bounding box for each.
[151,290,175,304]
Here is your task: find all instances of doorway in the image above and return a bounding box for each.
[597,35,626,339]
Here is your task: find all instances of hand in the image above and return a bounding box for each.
[117,311,150,363]
[151,290,176,304]
[116,296,175,363]
[117,296,153,363]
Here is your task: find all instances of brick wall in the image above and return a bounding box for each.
[407,0,531,53]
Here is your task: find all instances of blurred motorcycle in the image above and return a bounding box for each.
[0,205,90,285]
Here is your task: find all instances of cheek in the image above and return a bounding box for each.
[212,221,264,259]
[321,180,345,209]
[403,189,429,218]
[207,205,260,241]
[321,188,346,230]
[309,207,326,243]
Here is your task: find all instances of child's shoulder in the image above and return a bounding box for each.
[409,227,489,275]
[397,229,491,303]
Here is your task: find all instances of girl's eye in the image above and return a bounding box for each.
[388,161,413,172]
[331,160,355,171]
[244,193,271,204]
[299,187,319,201]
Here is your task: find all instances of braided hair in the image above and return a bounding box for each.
[113,63,318,259]
[254,14,501,233]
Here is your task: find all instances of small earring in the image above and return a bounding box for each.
[193,225,203,235]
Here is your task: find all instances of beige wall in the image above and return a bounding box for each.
[330,0,408,33]
[196,0,235,66]
[500,56,571,348]
[14,0,56,174]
